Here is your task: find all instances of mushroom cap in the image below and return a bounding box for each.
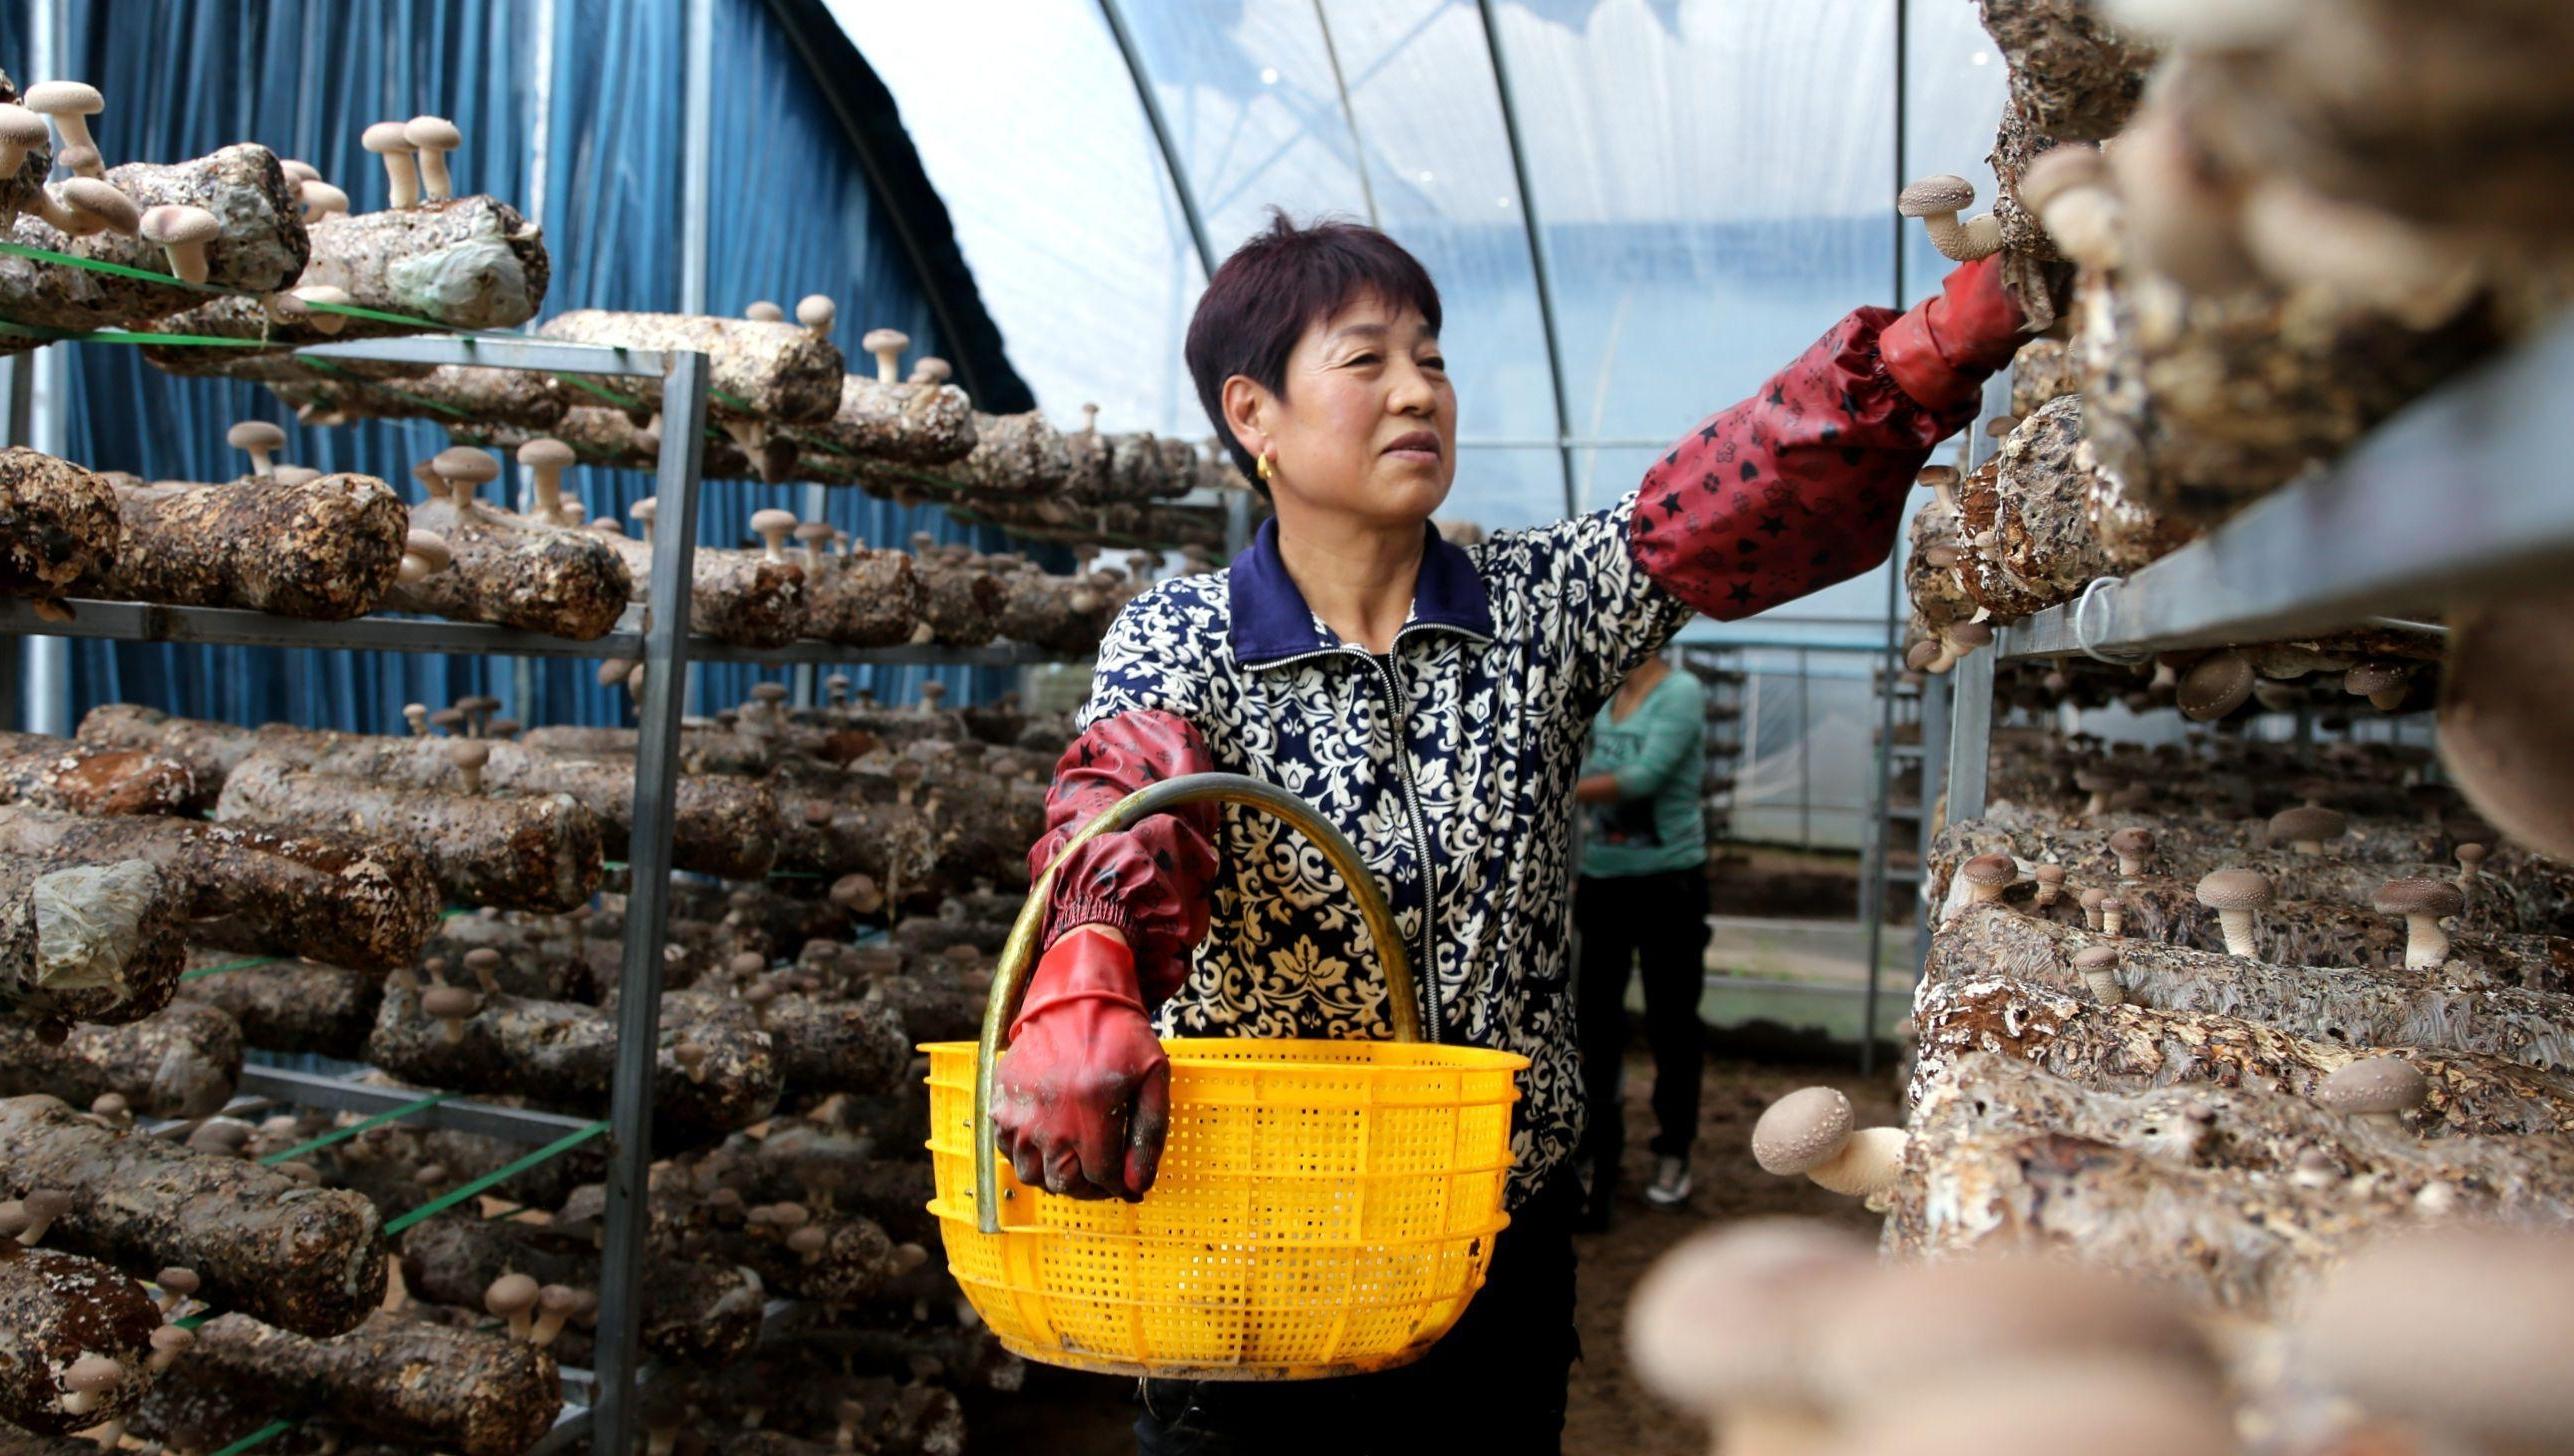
[22,1188,71,1220]
[156,1266,199,1295]
[1915,464,1960,488]
[1904,640,1942,671]
[58,177,138,233]
[1809,1255,2213,1411]
[2373,877,2465,918]
[273,466,321,486]
[794,521,835,547]
[226,420,287,453]
[2314,1055,2428,1116]
[860,326,909,354]
[910,356,954,384]
[404,115,462,150]
[2177,650,2255,719]
[750,682,789,704]
[138,203,220,245]
[2344,661,2409,696]
[462,948,501,973]
[1959,853,2015,888]
[2072,945,2120,972]
[300,180,349,213]
[63,1353,123,1394]
[1623,1218,1874,1416]
[2195,867,2274,910]
[629,496,658,522]
[2292,1225,2574,1452]
[795,294,836,330]
[538,1283,580,1315]
[1750,1086,1855,1175]
[2456,842,2490,866]
[293,284,351,308]
[0,103,45,145]
[484,1271,540,1317]
[744,300,785,322]
[421,985,482,1019]
[1897,174,1976,216]
[1947,620,1993,647]
[150,1325,193,1356]
[2077,886,2110,910]
[2106,827,2155,857]
[2032,863,2066,884]
[786,1224,829,1254]
[432,445,500,483]
[360,120,413,153]
[278,159,319,184]
[402,531,451,572]
[444,738,492,770]
[749,507,798,536]
[517,437,575,468]
[24,81,103,117]
[727,951,766,977]
[2017,143,2110,214]
[2268,805,2348,844]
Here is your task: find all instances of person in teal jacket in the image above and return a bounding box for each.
[1571,650,1710,1224]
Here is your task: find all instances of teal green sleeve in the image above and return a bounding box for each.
[1611,675,1706,799]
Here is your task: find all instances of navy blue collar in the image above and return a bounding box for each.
[1228,517,1495,668]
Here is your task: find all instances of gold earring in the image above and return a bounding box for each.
[1256,451,1277,484]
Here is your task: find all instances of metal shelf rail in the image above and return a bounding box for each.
[0,331,708,1456]
[1942,313,2574,830]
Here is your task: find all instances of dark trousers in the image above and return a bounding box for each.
[1133,1175,1581,1456]
[1574,866,1711,1188]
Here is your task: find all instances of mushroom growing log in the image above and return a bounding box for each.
[1986,395,2120,606]
[0,849,186,1026]
[250,730,774,883]
[0,731,192,816]
[385,488,631,640]
[0,1001,241,1118]
[798,540,926,649]
[141,195,549,363]
[796,373,978,468]
[589,525,806,649]
[607,1174,917,1306]
[179,1311,558,1456]
[536,310,843,427]
[0,446,119,604]
[74,706,266,811]
[707,1117,938,1244]
[3,144,305,339]
[267,365,571,431]
[989,558,1118,654]
[667,990,909,1099]
[908,543,1005,647]
[395,1215,763,1365]
[365,982,779,1141]
[0,803,441,973]
[1928,904,2574,1073]
[1910,975,2574,1137]
[0,1094,386,1336]
[74,471,408,621]
[213,754,602,914]
[0,1240,161,1436]
[517,723,774,777]
[174,954,380,1060]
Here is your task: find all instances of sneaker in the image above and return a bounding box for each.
[1643,1156,1692,1208]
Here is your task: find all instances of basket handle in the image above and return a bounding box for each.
[973,772,1419,1234]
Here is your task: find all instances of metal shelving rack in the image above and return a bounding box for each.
[1942,313,2574,828]
[0,328,1036,1456]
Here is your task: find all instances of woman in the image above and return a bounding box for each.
[993,213,2033,1454]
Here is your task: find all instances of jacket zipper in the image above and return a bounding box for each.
[1348,636,1442,1043]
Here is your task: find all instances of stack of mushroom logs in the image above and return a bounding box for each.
[0,688,1054,1450]
[1887,0,2574,858]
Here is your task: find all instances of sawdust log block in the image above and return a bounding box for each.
[800,543,925,649]
[0,1094,385,1335]
[397,1215,763,1365]
[0,1002,239,1118]
[213,755,598,914]
[669,990,907,1098]
[77,473,405,620]
[366,983,778,1141]
[2,145,304,338]
[0,1241,159,1435]
[1910,975,2574,1136]
[612,1177,912,1306]
[1930,904,2574,1072]
[518,724,773,776]
[0,731,192,815]
[182,1310,558,1456]
[799,374,976,467]
[385,496,630,640]
[537,310,842,425]
[0,850,185,1026]
[592,531,805,648]
[712,1118,938,1244]
[268,365,570,430]
[990,561,1115,653]
[0,448,118,603]
[175,953,380,1060]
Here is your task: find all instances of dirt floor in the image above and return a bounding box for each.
[963,1051,1901,1454]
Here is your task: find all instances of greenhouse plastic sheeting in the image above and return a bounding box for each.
[835,0,2006,618]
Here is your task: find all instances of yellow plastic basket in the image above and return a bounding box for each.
[925,773,1528,1381]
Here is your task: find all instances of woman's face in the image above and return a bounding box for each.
[1226,290,1457,530]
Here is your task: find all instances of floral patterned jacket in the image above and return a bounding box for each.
[1029,258,2017,1206]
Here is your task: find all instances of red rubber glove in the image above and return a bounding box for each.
[991,925,1171,1202]
[1879,254,2030,414]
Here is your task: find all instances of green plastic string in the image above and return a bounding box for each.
[180,955,281,982]
[0,238,235,294]
[206,1418,300,1456]
[0,318,273,348]
[255,1092,447,1168]
[382,1120,608,1235]
[296,354,474,419]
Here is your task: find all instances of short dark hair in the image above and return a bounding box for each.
[1184,211,1443,490]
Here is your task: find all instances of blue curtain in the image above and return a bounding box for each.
[23,0,1033,736]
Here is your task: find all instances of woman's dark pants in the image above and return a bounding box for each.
[1573,865,1712,1200]
[1132,1175,1581,1455]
